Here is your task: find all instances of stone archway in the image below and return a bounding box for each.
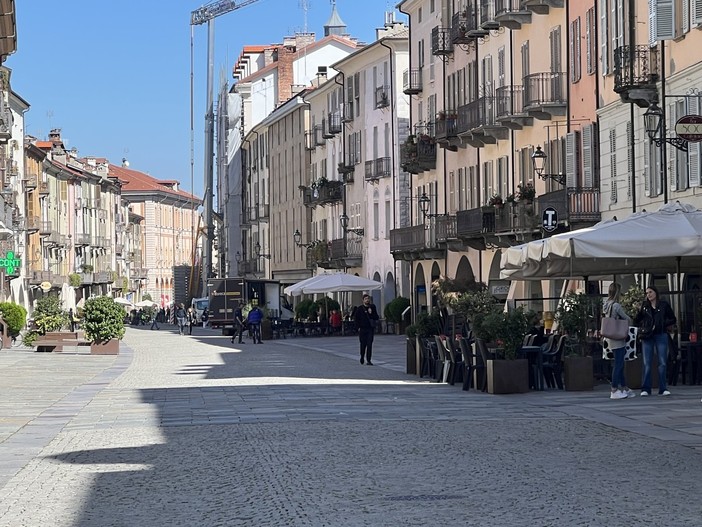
[455,256,475,283]
[414,262,426,315]
[372,271,382,309]
[430,262,441,311]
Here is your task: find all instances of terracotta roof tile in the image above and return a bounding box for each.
[107,163,200,202]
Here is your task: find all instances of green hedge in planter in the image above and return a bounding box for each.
[0,302,27,336]
[69,273,82,287]
[384,297,410,324]
[83,296,126,343]
[23,296,68,347]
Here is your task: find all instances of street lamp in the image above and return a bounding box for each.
[339,213,364,236]
[255,241,271,259]
[418,192,444,220]
[531,146,565,185]
[644,102,688,151]
[293,229,314,248]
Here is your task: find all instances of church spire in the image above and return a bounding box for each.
[324,0,347,37]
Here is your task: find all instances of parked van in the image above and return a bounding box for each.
[191,297,209,322]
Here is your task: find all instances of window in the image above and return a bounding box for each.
[586,8,596,75]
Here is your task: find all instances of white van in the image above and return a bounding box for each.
[191,297,209,322]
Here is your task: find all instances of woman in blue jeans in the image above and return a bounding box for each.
[634,285,676,396]
[603,283,633,399]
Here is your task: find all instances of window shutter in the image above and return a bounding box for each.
[694,0,702,26]
[668,102,677,191]
[601,0,609,73]
[565,132,578,187]
[649,0,658,46]
[610,128,618,203]
[583,124,596,187]
[688,95,702,187]
[626,121,633,198]
[683,0,690,33]
[656,0,676,40]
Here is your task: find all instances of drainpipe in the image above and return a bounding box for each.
[629,0,637,213]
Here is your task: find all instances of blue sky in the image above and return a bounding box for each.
[8,0,406,199]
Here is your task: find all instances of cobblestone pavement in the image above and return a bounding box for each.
[2,326,702,526]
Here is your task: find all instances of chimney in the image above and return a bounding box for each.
[48,128,62,144]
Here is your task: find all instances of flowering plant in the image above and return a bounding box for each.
[516,182,536,202]
[488,194,503,207]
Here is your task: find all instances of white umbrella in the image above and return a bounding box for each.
[283,274,328,296]
[501,201,702,279]
[114,297,134,306]
[298,273,383,294]
[135,300,158,308]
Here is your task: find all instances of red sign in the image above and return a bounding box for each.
[675,114,702,142]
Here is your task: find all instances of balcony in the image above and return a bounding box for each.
[495,85,531,130]
[258,203,270,220]
[0,104,12,142]
[457,97,508,147]
[456,207,501,250]
[479,0,500,29]
[431,26,453,56]
[328,111,342,134]
[389,224,443,261]
[451,7,484,44]
[366,157,391,181]
[342,101,354,122]
[435,112,459,149]
[494,0,532,29]
[302,180,343,208]
[24,173,37,190]
[613,45,659,108]
[240,258,261,275]
[402,68,423,95]
[80,272,93,285]
[338,152,356,176]
[94,271,114,284]
[39,221,52,236]
[305,131,316,151]
[115,243,124,255]
[25,216,39,233]
[313,124,326,146]
[247,205,259,223]
[134,268,149,279]
[401,133,437,174]
[435,215,460,251]
[520,0,562,15]
[322,119,334,139]
[75,232,91,246]
[29,271,51,285]
[523,72,566,120]
[314,237,363,269]
[375,86,390,109]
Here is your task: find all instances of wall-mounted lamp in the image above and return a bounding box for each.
[531,146,565,185]
[418,192,443,220]
[255,242,271,259]
[293,229,314,248]
[644,102,688,152]
[339,213,364,236]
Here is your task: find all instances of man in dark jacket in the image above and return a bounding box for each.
[354,294,379,365]
[231,302,245,344]
[247,305,264,344]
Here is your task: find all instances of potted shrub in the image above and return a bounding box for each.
[516,182,536,203]
[488,194,503,208]
[0,302,27,347]
[83,296,125,355]
[23,296,68,347]
[294,299,316,321]
[555,290,597,391]
[68,273,82,288]
[384,296,410,334]
[480,306,532,394]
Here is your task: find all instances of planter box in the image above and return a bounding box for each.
[90,339,120,355]
[487,359,529,394]
[261,320,273,341]
[564,356,593,391]
[406,338,417,375]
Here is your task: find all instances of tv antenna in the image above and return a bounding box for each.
[299,0,310,33]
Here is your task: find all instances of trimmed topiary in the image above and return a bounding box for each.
[83,296,126,343]
[384,296,410,324]
[0,302,27,336]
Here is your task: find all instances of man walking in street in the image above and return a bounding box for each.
[150,309,160,330]
[354,293,379,365]
[231,302,245,344]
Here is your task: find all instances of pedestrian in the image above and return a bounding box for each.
[634,285,676,396]
[187,307,196,335]
[175,303,187,335]
[201,307,209,328]
[603,283,633,399]
[68,308,76,332]
[150,309,160,330]
[247,304,263,344]
[354,293,379,365]
[231,302,245,344]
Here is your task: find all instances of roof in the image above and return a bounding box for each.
[107,163,200,203]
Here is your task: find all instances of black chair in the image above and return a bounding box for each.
[474,338,496,392]
[443,337,464,386]
[542,335,566,389]
[419,338,436,379]
[434,336,449,383]
[458,338,476,391]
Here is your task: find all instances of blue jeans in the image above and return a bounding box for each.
[642,333,669,393]
[611,346,627,389]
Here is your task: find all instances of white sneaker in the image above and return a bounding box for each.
[624,389,636,398]
[610,390,628,400]
[660,390,671,396]
[640,391,649,396]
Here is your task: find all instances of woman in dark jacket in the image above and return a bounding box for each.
[634,285,676,396]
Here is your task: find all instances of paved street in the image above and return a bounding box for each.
[2,326,702,526]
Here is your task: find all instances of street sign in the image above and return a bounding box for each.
[675,114,702,142]
[542,207,558,232]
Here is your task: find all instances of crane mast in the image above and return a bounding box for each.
[190,0,260,296]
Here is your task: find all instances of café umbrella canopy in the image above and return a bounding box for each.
[135,300,159,308]
[501,202,702,280]
[295,273,383,294]
[283,274,329,297]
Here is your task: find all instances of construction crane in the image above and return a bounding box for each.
[190,0,260,297]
